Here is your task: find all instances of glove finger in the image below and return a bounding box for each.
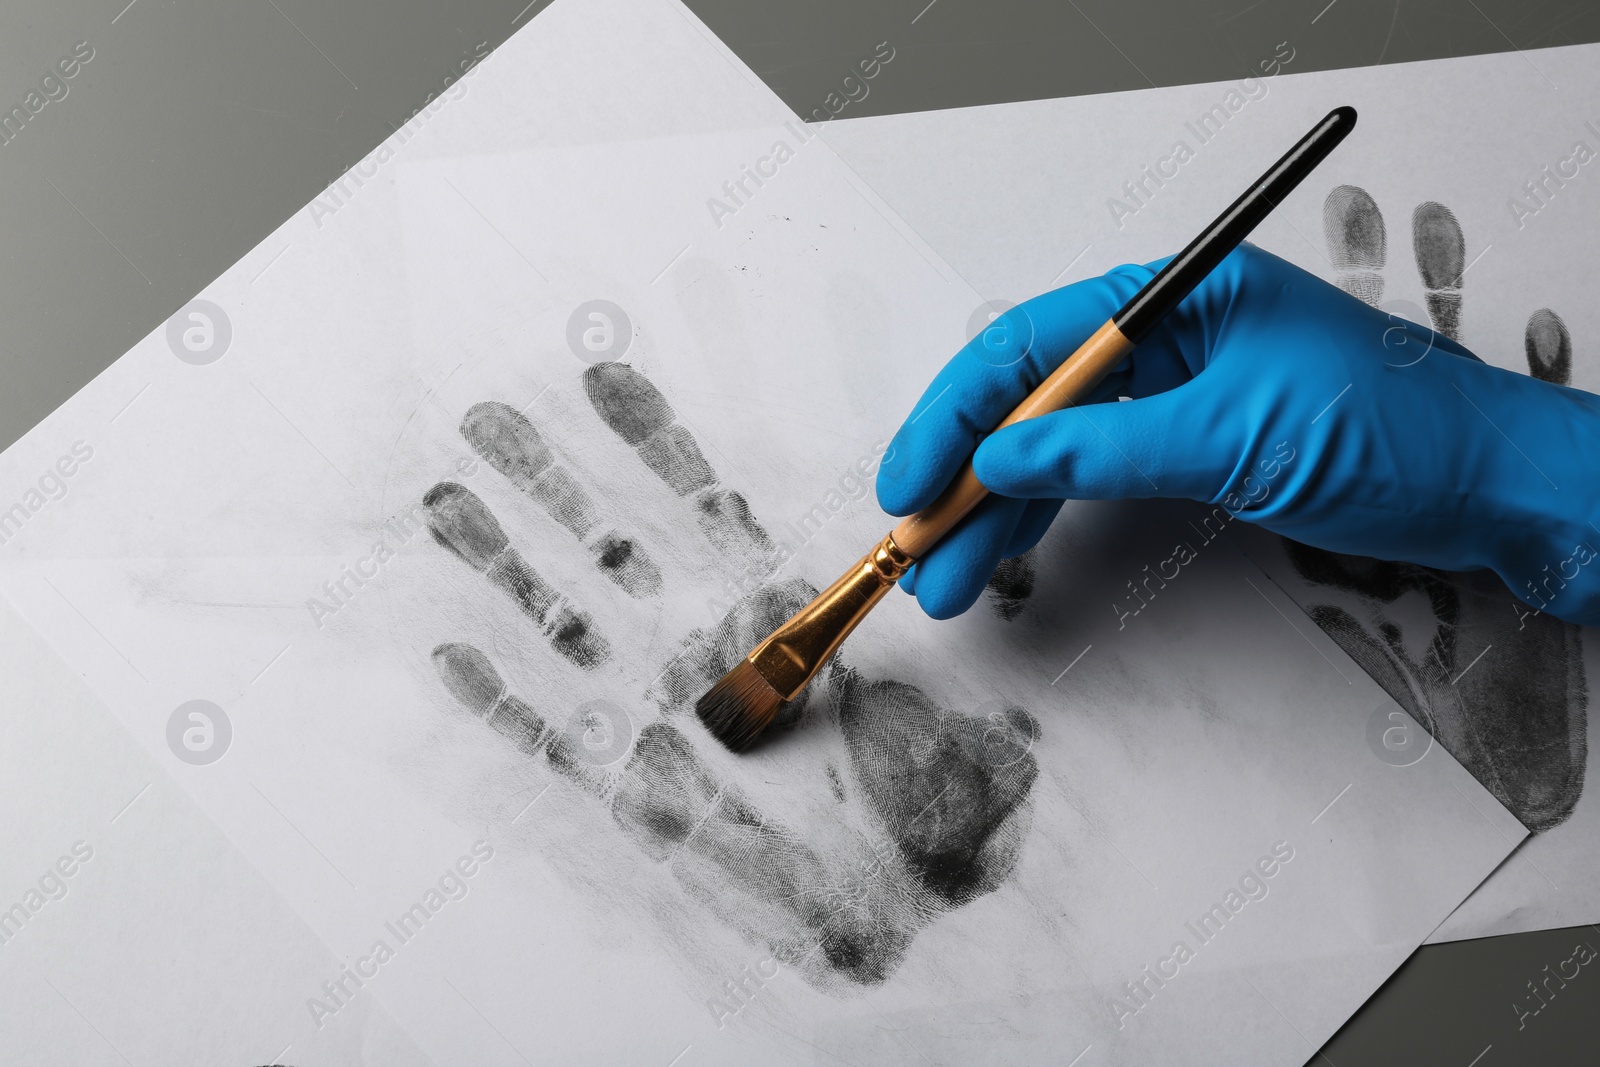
[877,264,1162,517]
[899,560,920,597]
[901,498,1062,598]
[974,379,1227,502]
[898,494,1032,620]
[1003,498,1065,557]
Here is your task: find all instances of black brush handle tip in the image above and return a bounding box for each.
[1112,105,1357,343]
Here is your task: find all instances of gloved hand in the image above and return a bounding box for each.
[878,243,1600,626]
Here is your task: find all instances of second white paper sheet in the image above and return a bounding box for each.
[820,40,1599,944]
[0,1,1522,1063]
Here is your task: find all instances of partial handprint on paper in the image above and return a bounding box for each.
[1283,186,1587,833]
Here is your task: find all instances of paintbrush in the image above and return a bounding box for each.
[697,105,1358,751]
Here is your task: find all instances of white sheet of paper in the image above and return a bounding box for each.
[0,1,1524,1063]
[0,594,435,1065]
[820,42,1600,944]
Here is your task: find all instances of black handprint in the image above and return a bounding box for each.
[423,360,1040,990]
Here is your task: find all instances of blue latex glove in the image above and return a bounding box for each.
[878,244,1600,625]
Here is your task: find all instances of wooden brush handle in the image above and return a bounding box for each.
[889,318,1135,559]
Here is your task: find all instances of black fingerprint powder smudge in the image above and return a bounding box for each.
[424,481,509,570]
[641,425,718,496]
[1323,184,1386,307]
[986,549,1037,621]
[1283,540,1586,832]
[1525,308,1572,385]
[609,720,914,986]
[1411,201,1464,341]
[430,643,605,791]
[591,531,662,599]
[834,666,1038,905]
[547,605,609,670]
[694,487,774,560]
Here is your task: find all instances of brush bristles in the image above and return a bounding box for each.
[695,659,785,751]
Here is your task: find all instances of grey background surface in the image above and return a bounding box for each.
[2,0,1597,1063]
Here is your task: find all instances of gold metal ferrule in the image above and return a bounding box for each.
[747,533,913,700]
